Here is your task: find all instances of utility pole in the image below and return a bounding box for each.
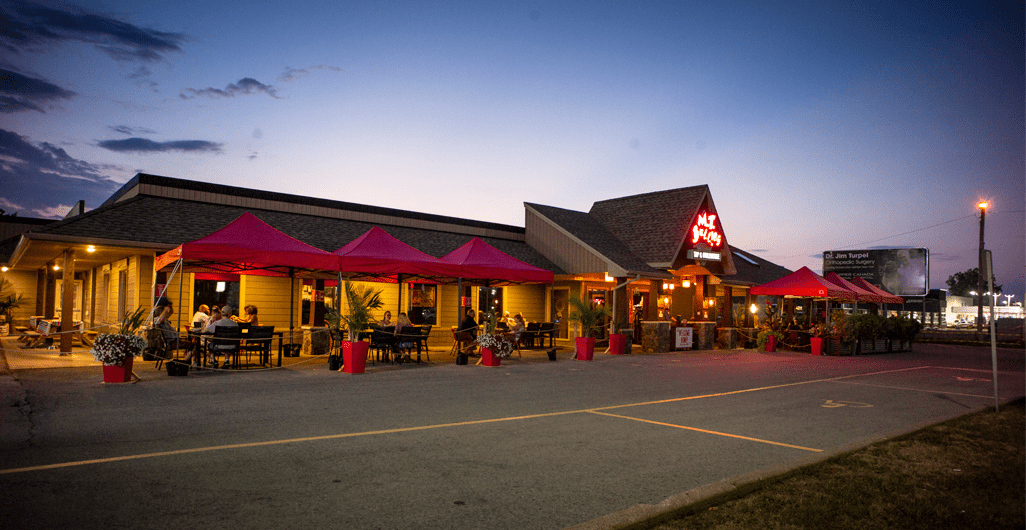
[976,201,987,333]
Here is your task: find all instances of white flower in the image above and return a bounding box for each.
[91,333,147,365]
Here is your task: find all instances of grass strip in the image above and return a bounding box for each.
[650,398,1025,530]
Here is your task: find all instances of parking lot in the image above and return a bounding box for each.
[2,343,1023,529]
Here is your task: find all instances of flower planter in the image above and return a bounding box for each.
[575,337,595,360]
[102,356,134,383]
[481,347,501,367]
[608,334,626,355]
[810,337,824,356]
[342,340,369,374]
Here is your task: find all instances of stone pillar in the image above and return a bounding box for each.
[691,321,716,350]
[641,321,671,353]
[60,250,75,354]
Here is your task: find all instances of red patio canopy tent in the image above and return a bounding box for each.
[849,276,904,304]
[439,237,554,285]
[750,266,857,301]
[824,272,886,304]
[154,212,340,346]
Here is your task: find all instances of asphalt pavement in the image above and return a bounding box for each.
[1,342,1023,529]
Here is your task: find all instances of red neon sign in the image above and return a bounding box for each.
[690,212,723,248]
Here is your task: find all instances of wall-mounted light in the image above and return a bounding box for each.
[662,282,668,290]
[668,283,675,290]
[604,273,614,282]
[216,281,226,292]
[750,304,758,314]
[682,279,691,288]
[709,298,715,306]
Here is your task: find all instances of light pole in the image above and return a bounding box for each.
[1004,294,1015,306]
[976,201,987,333]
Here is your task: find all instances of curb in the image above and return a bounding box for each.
[565,396,1022,530]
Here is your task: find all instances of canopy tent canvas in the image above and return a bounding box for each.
[439,237,554,285]
[155,212,339,275]
[849,276,905,304]
[331,226,462,281]
[824,272,886,304]
[750,266,858,301]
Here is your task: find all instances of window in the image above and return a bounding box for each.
[408,283,437,325]
[478,286,503,322]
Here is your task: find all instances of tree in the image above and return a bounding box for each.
[946,268,1001,297]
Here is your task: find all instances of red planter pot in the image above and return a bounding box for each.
[342,341,369,374]
[766,334,776,352]
[102,355,134,383]
[810,337,823,356]
[481,347,501,367]
[575,337,595,360]
[608,334,626,355]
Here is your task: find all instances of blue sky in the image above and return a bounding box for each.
[2,0,1023,297]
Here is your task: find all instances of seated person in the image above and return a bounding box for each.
[232,304,259,326]
[204,305,241,368]
[191,304,210,329]
[378,310,394,329]
[510,313,526,335]
[394,312,416,356]
[457,309,478,354]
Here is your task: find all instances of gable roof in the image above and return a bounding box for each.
[725,247,793,286]
[525,202,670,279]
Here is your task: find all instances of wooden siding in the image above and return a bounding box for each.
[3,270,38,328]
[240,275,295,331]
[525,209,611,275]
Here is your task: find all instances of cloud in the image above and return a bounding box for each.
[0,1,186,63]
[97,137,223,153]
[180,77,279,99]
[278,64,342,82]
[108,125,157,136]
[32,204,77,219]
[0,68,76,113]
[0,128,122,218]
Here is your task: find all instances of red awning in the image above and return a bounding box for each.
[849,276,904,304]
[750,266,858,300]
[824,272,886,303]
[332,226,462,281]
[440,237,554,285]
[154,212,339,275]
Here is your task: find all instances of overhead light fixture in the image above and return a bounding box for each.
[216,281,226,292]
[1,266,7,272]
[53,264,60,271]
[86,245,96,253]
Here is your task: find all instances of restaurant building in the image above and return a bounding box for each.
[0,174,790,352]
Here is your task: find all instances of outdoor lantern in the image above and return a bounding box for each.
[662,282,668,290]
[750,304,758,314]
[53,264,59,271]
[668,283,675,290]
[216,281,226,292]
[682,279,691,288]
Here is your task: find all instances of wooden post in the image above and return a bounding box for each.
[60,249,75,354]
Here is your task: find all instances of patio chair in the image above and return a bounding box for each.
[538,322,555,348]
[371,329,396,364]
[211,326,242,369]
[240,325,274,366]
[522,322,540,349]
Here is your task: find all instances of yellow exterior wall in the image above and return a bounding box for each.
[239,275,296,331]
[2,270,38,328]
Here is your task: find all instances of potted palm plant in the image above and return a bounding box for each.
[92,307,147,383]
[325,280,383,374]
[567,295,610,361]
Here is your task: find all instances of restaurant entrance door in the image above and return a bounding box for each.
[552,288,569,339]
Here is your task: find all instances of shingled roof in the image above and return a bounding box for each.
[725,247,793,286]
[589,185,710,266]
[8,177,563,273]
[524,202,668,278]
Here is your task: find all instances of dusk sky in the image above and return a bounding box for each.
[2,1,1023,297]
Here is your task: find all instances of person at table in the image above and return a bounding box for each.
[204,305,240,368]
[378,310,394,329]
[394,312,416,356]
[154,298,195,354]
[510,313,526,335]
[191,304,210,329]
[458,309,479,355]
[232,304,258,326]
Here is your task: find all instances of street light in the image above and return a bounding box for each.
[1005,294,1015,306]
[976,201,987,333]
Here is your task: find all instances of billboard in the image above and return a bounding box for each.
[822,248,929,297]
